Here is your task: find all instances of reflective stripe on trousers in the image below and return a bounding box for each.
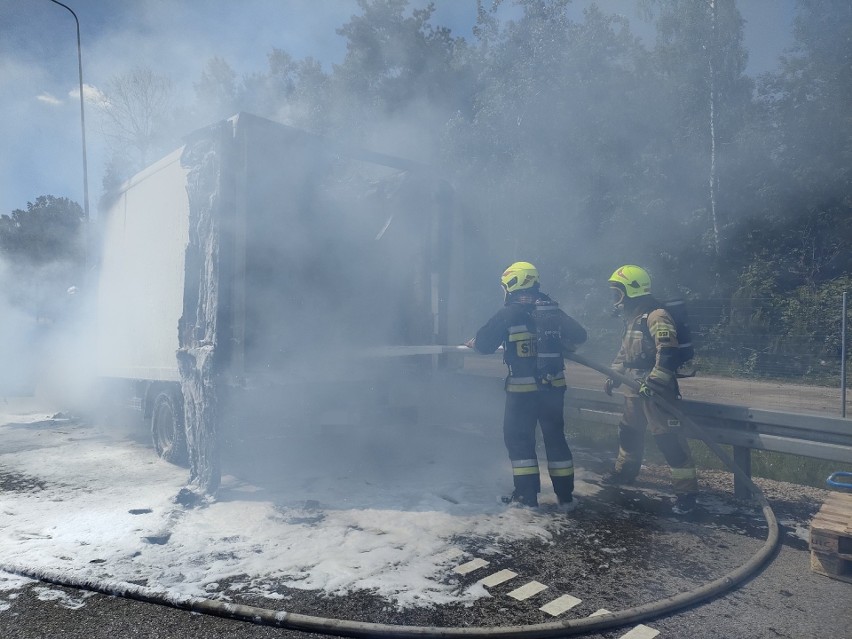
[511,459,539,476]
[547,459,574,477]
[506,376,538,392]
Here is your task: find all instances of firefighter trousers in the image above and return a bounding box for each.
[613,390,698,496]
[503,390,574,503]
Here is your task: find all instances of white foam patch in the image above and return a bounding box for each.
[0,402,584,610]
[32,586,95,610]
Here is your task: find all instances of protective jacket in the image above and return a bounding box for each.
[612,297,679,390]
[473,291,587,392]
[609,296,697,496]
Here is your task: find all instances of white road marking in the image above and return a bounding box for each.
[507,580,548,600]
[619,624,660,639]
[453,558,490,575]
[479,569,518,587]
[438,548,464,562]
[539,594,582,616]
[589,608,612,617]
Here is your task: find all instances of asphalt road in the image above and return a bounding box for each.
[2,431,851,639]
[2,531,848,639]
[1,361,851,639]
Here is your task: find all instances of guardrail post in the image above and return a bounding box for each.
[733,445,752,499]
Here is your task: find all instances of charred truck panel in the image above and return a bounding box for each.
[95,113,462,493]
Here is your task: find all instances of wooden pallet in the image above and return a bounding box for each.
[810,491,852,584]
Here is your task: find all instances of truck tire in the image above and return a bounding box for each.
[151,390,188,466]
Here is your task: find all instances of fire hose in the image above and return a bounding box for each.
[1,351,780,638]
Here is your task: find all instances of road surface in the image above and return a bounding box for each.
[1,380,850,639]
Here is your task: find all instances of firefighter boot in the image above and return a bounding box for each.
[556,495,577,513]
[672,493,697,515]
[505,491,539,508]
[602,422,644,485]
[600,469,637,485]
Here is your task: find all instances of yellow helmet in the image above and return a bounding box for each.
[608,265,651,298]
[501,261,540,293]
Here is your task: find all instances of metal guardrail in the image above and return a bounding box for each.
[375,345,852,497]
[565,386,852,498]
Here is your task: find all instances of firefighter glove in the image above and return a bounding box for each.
[604,378,620,396]
[638,381,655,399]
[639,375,667,399]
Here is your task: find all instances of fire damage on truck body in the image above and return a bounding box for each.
[94,113,463,495]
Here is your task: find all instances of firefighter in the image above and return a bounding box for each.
[602,265,698,515]
[466,261,587,510]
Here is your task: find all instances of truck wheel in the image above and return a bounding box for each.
[151,390,188,466]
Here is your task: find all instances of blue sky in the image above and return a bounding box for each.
[0,1,795,218]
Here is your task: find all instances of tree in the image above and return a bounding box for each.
[0,196,86,319]
[0,196,84,265]
[451,1,670,293]
[749,0,852,287]
[238,50,332,131]
[327,0,474,152]
[643,0,753,259]
[193,56,239,124]
[97,67,178,183]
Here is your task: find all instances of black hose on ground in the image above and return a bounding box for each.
[1,354,780,638]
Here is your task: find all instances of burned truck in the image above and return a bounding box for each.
[94,113,463,493]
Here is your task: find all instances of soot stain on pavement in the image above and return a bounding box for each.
[0,470,47,493]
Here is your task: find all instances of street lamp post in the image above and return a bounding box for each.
[47,0,90,222]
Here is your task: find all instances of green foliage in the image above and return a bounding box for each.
[81,0,850,383]
[697,262,851,381]
[98,67,178,180]
[651,0,752,138]
[0,195,86,321]
[689,440,852,490]
[334,0,464,112]
[727,1,852,293]
[194,57,239,121]
[454,2,677,281]
[0,196,85,266]
[778,276,852,360]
